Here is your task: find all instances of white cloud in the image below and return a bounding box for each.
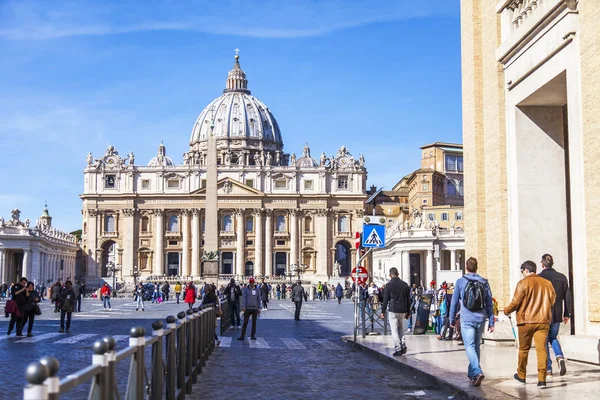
[0,0,456,40]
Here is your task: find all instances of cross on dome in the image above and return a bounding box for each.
[225,48,249,94]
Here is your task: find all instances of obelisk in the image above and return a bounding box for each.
[202,116,220,278]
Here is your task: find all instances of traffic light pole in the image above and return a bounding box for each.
[353,248,373,346]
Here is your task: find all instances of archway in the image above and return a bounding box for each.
[245,261,254,277]
[334,241,351,277]
[101,240,117,277]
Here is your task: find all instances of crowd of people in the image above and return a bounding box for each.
[378,253,572,389]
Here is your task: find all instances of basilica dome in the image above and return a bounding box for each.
[189,53,283,151]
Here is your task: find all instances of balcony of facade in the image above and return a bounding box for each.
[102,231,118,238]
[165,230,181,238]
[496,0,575,60]
[273,230,289,238]
[219,230,236,237]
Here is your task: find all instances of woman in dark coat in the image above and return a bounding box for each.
[260,280,269,310]
[23,282,40,337]
[201,284,221,345]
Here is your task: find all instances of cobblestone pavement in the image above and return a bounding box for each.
[1,298,454,399]
[191,299,454,399]
[0,297,190,400]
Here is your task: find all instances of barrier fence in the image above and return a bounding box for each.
[22,303,222,400]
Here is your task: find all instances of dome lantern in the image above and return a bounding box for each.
[224,48,250,94]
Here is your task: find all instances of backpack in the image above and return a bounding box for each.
[462,277,487,312]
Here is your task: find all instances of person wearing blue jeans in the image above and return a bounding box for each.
[450,257,495,387]
[539,254,572,376]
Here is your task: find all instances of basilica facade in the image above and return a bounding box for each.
[80,53,367,284]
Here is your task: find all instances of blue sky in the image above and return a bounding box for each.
[0,0,462,232]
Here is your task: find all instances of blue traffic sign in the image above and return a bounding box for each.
[362,224,385,248]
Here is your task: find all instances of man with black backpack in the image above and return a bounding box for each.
[449,257,495,387]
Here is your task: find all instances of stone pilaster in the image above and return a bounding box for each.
[253,209,263,276]
[290,209,298,266]
[181,209,191,276]
[122,208,136,278]
[235,209,245,276]
[402,250,410,283]
[264,210,273,276]
[153,209,164,275]
[191,209,200,277]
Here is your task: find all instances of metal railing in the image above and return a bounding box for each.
[23,304,219,400]
[358,299,388,337]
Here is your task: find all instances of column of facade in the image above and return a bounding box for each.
[315,209,329,277]
[290,209,298,266]
[182,210,190,276]
[235,209,245,276]
[254,209,263,276]
[154,210,164,275]
[264,210,273,276]
[402,250,410,283]
[87,210,99,277]
[426,250,434,286]
[191,209,200,277]
[0,249,5,285]
[122,208,136,279]
[450,249,457,271]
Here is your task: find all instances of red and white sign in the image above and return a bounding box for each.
[355,232,361,250]
[351,266,369,284]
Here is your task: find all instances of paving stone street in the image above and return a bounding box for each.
[1,297,454,399]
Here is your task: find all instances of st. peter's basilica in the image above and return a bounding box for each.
[80,52,367,285]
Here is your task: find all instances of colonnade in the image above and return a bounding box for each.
[0,248,77,285]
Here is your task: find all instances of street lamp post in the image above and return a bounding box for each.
[106,262,121,293]
[131,265,140,286]
[288,261,307,284]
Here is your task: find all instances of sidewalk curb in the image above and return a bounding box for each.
[342,335,518,400]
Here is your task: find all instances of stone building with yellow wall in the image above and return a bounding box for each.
[461,0,599,362]
[371,143,465,286]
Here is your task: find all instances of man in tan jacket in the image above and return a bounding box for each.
[504,260,556,387]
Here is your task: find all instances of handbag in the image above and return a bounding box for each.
[34,303,42,316]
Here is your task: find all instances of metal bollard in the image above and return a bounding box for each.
[165,315,177,400]
[23,361,49,400]
[191,308,200,380]
[176,311,186,393]
[40,356,60,400]
[126,327,146,400]
[102,336,117,400]
[151,321,164,400]
[90,340,108,400]
[185,308,194,394]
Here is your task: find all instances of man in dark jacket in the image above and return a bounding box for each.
[239,278,261,340]
[291,280,308,321]
[539,254,573,376]
[380,267,411,356]
[223,278,242,329]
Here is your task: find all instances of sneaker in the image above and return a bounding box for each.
[401,344,408,355]
[546,370,553,377]
[136,308,138,311]
[537,381,546,388]
[142,308,144,311]
[59,329,65,333]
[513,373,526,384]
[237,326,241,330]
[109,308,112,311]
[27,333,33,337]
[558,357,567,376]
[237,337,245,340]
[251,337,257,340]
[392,350,403,356]
[472,374,485,387]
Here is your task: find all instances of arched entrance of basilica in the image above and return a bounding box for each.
[101,240,117,277]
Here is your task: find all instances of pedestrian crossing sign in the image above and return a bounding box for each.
[362,224,385,248]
